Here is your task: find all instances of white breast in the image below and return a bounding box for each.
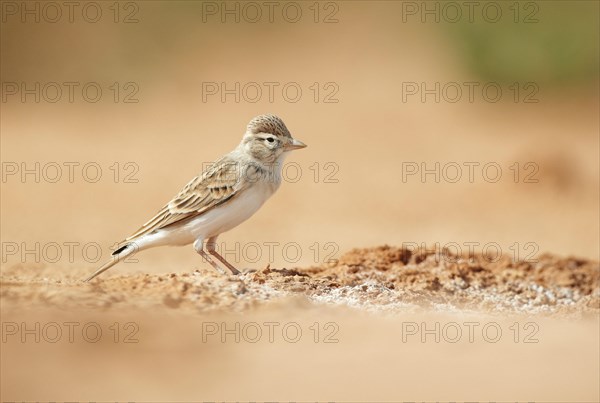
[190,178,278,238]
[134,154,287,250]
[141,174,280,249]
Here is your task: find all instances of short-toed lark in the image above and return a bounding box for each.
[84,114,306,281]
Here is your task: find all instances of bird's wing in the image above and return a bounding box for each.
[124,156,256,242]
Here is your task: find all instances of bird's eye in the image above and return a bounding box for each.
[266,137,275,143]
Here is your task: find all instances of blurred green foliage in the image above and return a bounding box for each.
[446,1,599,86]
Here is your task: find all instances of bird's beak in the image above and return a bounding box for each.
[285,138,307,151]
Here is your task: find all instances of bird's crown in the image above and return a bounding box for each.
[246,114,291,139]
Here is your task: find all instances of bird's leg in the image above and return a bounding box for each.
[206,236,241,275]
[193,239,227,275]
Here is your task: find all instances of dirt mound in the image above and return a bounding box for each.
[301,245,599,315]
[2,245,598,316]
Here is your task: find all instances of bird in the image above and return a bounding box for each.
[84,114,307,282]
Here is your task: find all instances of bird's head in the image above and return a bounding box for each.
[240,114,307,163]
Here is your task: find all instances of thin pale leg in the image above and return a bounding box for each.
[206,236,241,275]
[193,239,227,275]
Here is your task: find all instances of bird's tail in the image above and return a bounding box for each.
[83,243,137,282]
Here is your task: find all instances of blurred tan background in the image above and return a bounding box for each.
[1,1,599,401]
[1,1,599,273]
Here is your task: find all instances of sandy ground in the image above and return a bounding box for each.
[2,246,599,401]
[2,246,598,316]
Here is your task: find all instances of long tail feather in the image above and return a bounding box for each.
[83,244,136,282]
